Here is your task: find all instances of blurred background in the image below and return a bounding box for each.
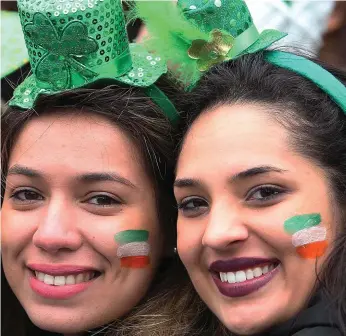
[1,0,346,105]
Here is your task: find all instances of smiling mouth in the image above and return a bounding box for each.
[210,260,281,298]
[216,261,280,284]
[30,270,101,286]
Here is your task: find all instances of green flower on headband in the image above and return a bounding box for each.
[188,29,235,72]
[25,13,98,90]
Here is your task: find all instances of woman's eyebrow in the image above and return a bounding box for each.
[7,165,42,178]
[229,165,287,183]
[76,172,138,189]
[7,165,138,190]
[174,178,203,189]
[174,166,287,189]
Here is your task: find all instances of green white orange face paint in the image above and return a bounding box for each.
[114,230,150,268]
[284,213,328,259]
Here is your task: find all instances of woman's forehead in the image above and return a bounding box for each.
[7,112,147,186]
[179,104,287,163]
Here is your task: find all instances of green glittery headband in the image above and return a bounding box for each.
[131,0,286,88]
[8,0,179,124]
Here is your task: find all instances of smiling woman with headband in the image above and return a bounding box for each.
[123,0,346,335]
[1,0,181,335]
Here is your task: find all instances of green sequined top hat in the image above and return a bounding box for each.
[133,0,286,88]
[9,0,167,109]
[1,11,29,78]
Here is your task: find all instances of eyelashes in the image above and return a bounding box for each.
[9,188,122,210]
[178,197,209,218]
[83,193,122,207]
[10,188,44,204]
[177,185,288,218]
[245,185,287,205]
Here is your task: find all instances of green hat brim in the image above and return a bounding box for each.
[242,29,287,56]
[9,43,167,110]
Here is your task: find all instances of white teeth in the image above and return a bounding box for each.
[34,271,95,286]
[227,272,236,284]
[235,271,247,283]
[262,265,269,274]
[75,273,85,284]
[44,274,54,285]
[85,273,93,281]
[219,263,277,283]
[35,272,45,281]
[66,275,76,285]
[253,267,263,277]
[246,269,254,280]
[54,276,66,286]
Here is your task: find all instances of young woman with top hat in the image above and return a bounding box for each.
[1,0,180,335]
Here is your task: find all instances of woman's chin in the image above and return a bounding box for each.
[27,309,103,334]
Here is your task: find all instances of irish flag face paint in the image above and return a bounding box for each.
[114,230,150,268]
[284,214,327,259]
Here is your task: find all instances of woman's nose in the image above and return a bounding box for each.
[32,196,82,254]
[202,202,249,250]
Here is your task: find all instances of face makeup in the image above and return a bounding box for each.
[284,214,328,259]
[115,230,151,268]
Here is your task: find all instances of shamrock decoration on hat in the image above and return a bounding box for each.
[132,0,287,89]
[10,0,167,109]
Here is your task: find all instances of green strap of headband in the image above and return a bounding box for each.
[144,85,179,125]
[265,51,346,114]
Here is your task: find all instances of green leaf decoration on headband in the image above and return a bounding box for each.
[188,29,235,71]
[25,13,98,90]
[131,0,287,90]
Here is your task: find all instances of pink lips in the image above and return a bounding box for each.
[27,264,98,300]
[209,258,280,298]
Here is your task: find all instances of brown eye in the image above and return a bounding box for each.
[246,185,287,205]
[178,197,209,218]
[11,189,44,204]
[86,194,121,207]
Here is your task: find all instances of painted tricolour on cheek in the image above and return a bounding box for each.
[284,214,328,259]
[114,230,150,268]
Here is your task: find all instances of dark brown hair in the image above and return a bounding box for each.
[176,51,346,334]
[1,80,179,336]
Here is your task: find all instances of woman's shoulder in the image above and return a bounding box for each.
[269,293,343,336]
[292,326,342,336]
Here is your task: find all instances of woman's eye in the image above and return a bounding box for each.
[178,197,209,218]
[246,185,286,204]
[11,189,44,204]
[86,195,121,207]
